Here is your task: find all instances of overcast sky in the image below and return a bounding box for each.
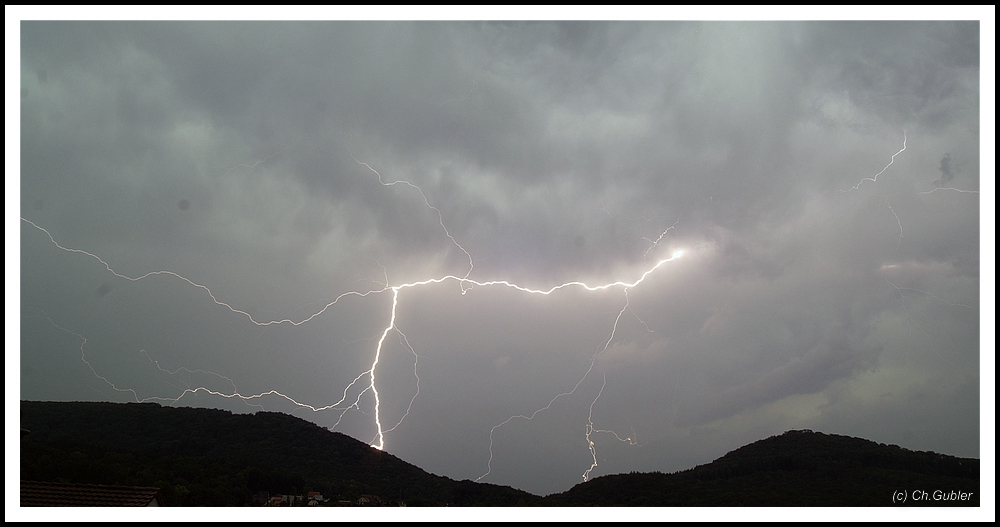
[11,16,992,497]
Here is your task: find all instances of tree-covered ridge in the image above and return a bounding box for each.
[545,430,979,506]
[21,402,979,506]
[20,401,538,506]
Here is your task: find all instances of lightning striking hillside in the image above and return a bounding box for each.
[21,146,685,480]
[23,117,980,487]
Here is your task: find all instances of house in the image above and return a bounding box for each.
[21,481,164,507]
[357,494,382,506]
[307,491,324,506]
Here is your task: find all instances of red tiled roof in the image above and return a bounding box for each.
[21,481,162,507]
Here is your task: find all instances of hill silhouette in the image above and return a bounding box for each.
[20,401,978,506]
[546,429,979,506]
[19,401,536,506]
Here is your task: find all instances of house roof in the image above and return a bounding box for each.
[20,481,163,507]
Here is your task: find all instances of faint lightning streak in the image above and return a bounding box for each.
[883,198,903,250]
[139,349,268,411]
[642,220,679,260]
[842,131,907,192]
[330,370,376,429]
[40,316,144,402]
[21,217,386,327]
[917,187,980,195]
[383,330,421,435]
[222,146,289,176]
[41,311,378,418]
[350,152,475,288]
[140,349,239,393]
[884,279,976,310]
[884,279,932,341]
[476,285,638,482]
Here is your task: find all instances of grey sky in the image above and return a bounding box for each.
[12,15,990,496]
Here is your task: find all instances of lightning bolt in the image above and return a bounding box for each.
[842,131,906,192]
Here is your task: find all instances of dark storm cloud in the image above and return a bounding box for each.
[16,19,983,496]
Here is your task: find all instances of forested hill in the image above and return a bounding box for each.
[20,401,979,506]
[19,401,538,506]
[545,429,979,506]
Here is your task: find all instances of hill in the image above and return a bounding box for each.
[545,429,979,506]
[19,401,537,506]
[20,401,979,506]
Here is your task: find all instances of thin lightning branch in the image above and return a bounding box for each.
[330,370,376,429]
[350,152,475,290]
[600,199,612,219]
[39,311,380,421]
[21,217,386,327]
[222,146,289,176]
[642,220,679,260]
[884,279,933,341]
[917,187,981,195]
[383,330,421,435]
[883,197,903,250]
[140,349,238,393]
[476,285,643,482]
[884,279,976,310]
[139,349,266,412]
[842,131,907,192]
[40,316,145,402]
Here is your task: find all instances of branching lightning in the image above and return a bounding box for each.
[582,374,637,482]
[22,146,686,474]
